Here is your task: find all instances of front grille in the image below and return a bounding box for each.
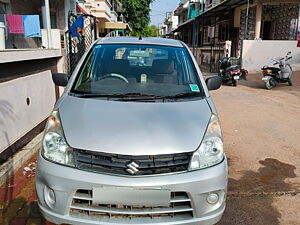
[70,189,194,222]
[74,149,192,176]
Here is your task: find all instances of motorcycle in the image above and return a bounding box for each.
[261,52,293,90]
[219,57,241,87]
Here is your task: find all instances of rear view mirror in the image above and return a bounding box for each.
[206,76,222,91]
[52,73,69,87]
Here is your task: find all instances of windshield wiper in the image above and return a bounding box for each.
[120,93,163,98]
[71,92,163,99]
[117,93,165,101]
[71,93,123,98]
[164,92,203,99]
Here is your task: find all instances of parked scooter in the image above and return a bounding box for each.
[219,57,241,87]
[261,52,293,90]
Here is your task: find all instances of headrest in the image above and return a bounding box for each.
[152,59,175,74]
[105,59,129,74]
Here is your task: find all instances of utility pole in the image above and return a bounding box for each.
[157,23,162,37]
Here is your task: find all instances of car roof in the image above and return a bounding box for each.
[95,37,184,47]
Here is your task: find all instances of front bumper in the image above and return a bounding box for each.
[36,153,228,225]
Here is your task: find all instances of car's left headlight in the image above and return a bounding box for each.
[41,110,75,167]
[189,114,224,170]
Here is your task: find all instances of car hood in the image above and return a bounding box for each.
[59,96,212,155]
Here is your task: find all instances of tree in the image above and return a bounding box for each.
[143,25,159,37]
[132,25,158,37]
[121,0,154,35]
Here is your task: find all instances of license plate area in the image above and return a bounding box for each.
[233,76,239,80]
[262,76,270,81]
[93,187,171,207]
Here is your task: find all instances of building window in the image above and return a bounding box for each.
[0,2,8,14]
[262,4,299,40]
[204,27,210,43]
[218,23,229,42]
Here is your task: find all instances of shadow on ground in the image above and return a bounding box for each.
[218,158,297,225]
[237,72,300,91]
[0,198,43,225]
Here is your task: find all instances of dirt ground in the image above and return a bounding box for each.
[215,72,300,225]
[0,72,299,225]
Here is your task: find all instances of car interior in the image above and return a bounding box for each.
[101,59,180,85]
[84,45,194,86]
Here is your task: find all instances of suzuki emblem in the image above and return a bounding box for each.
[126,161,139,175]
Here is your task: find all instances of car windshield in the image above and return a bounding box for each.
[71,44,204,100]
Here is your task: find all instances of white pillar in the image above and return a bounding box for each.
[0,22,5,50]
[44,0,52,48]
[41,0,47,29]
[255,2,262,39]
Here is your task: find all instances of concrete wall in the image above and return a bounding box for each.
[41,29,62,49]
[242,40,300,73]
[0,71,56,154]
[0,49,64,155]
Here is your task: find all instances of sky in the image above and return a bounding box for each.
[150,0,180,26]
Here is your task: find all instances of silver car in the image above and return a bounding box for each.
[36,37,227,225]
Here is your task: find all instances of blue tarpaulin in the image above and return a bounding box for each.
[70,16,84,40]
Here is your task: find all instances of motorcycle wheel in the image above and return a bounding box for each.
[265,80,274,90]
[232,80,237,87]
[288,78,293,86]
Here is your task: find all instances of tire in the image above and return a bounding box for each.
[232,80,237,87]
[265,81,274,90]
[288,78,293,86]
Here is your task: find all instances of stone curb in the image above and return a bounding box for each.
[0,133,43,187]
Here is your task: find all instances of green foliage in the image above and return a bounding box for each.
[132,25,158,37]
[120,0,154,35]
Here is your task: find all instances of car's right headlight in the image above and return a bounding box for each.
[189,114,224,170]
[42,110,75,167]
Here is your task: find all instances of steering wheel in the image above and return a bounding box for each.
[99,73,129,83]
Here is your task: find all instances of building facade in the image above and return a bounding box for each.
[0,0,76,49]
[78,0,128,37]
[167,0,300,73]
[173,0,205,44]
[162,11,179,38]
[0,0,77,161]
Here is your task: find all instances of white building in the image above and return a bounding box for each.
[78,0,128,37]
[163,11,178,37]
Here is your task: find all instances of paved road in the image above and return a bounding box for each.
[0,73,299,225]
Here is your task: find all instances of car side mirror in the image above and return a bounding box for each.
[52,73,69,87]
[206,76,222,91]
